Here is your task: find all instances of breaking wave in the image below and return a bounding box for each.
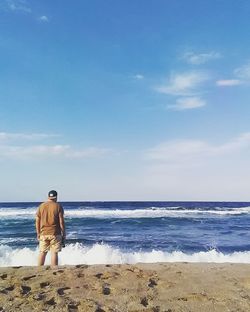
[1,243,250,267]
[1,206,250,219]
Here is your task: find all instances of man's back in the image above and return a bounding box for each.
[36,190,66,266]
[37,201,64,236]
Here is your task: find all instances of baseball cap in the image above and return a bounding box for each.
[48,190,58,199]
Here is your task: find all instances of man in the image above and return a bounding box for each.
[36,190,66,266]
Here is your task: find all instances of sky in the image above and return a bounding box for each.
[0,0,250,201]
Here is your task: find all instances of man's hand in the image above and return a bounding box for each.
[35,216,41,242]
[61,236,66,248]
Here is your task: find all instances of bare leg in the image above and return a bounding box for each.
[38,252,47,266]
[51,252,58,266]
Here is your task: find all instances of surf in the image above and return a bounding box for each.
[1,206,250,219]
[1,243,250,267]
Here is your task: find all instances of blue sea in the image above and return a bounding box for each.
[1,201,250,267]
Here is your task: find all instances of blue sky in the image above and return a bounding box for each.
[1,0,250,201]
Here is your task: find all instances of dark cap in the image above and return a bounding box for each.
[48,190,57,199]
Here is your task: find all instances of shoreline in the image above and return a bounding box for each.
[1,262,250,311]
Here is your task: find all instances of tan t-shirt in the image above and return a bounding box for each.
[36,201,64,235]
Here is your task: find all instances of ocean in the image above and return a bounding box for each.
[1,201,250,267]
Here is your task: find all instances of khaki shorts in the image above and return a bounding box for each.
[39,235,62,253]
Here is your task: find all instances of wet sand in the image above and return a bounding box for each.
[1,263,250,311]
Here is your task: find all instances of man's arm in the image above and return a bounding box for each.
[59,212,66,239]
[35,216,41,241]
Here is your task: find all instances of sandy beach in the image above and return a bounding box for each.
[0,262,250,311]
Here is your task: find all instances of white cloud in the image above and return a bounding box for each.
[167,97,206,111]
[146,140,207,163]
[216,62,250,87]
[234,62,250,80]
[0,144,67,159]
[0,132,58,141]
[216,79,242,87]
[64,147,111,159]
[39,15,49,22]
[0,131,111,160]
[5,0,31,13]
[141,133,250,200]
[182,51,221,65]
[0,144,110,160]
[133,74,144,80]
[155,71,209,96]
[146,132,250,164]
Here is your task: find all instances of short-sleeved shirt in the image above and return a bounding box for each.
[36,201,64,236]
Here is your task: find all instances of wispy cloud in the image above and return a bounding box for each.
[154,51,221,112]
[133,74,144,80]
[39,15,49,23]
[0,131,111,160]
[146,140,209,163]
[142,133,250,200]
[3,1,49,23]
[216,79,242,87]
[63,146,111,159]
[234,62,250,81]
[0,132,58,141]
[216,61,250,88]
[146,132,250,164]
[182,51,221,65]
[155,71,209,96]
[0,144,69,158]
[167,97,206,111]
[0,144,111,160]
[5,0,31,13]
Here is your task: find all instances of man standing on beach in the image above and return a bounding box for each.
[35,190,66,266]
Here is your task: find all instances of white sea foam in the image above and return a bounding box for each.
[0,206,250,219]
[0,237,32,244]
[1,243,250,267]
